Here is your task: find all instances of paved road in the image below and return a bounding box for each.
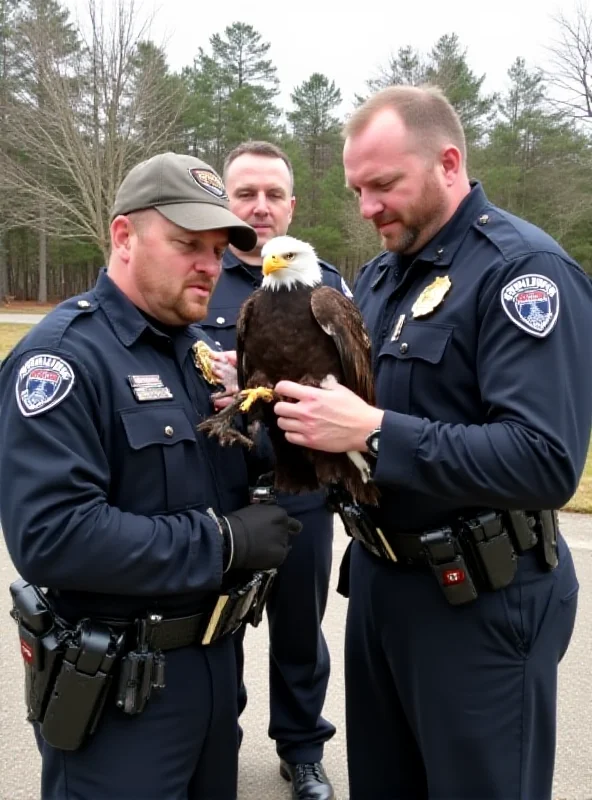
[0,313,45,325]
[1,514,591,800]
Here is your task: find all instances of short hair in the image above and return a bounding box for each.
[343,84,466,162]
[223,141,294,191]
[125,208,154,235]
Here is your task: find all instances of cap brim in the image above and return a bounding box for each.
[156,203,257,252]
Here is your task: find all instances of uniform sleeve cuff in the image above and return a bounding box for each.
[372,410,423,488]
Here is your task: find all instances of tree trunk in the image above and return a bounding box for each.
[0,230,8,302]
[38,221,47,303]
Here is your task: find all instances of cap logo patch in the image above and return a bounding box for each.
[501,273,559,338]
[189,168,228,199]
[16,354,75,416]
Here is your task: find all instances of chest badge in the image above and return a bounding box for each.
[128,375,173,402]
[192,340,220,386]
[411,275,452,318]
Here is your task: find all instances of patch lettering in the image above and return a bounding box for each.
[340,277,354,299]
[501,273,559,338]
[189,168,228,199]
[128,375,173,402]
[16,354,75,417]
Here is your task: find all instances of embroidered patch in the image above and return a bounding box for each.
[16,354,75,417]
[340,277,354,299]
[501,274,559,338]
[189,168,228,199]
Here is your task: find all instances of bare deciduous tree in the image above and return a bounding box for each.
[0,0,186,265]
[546,4,592,122]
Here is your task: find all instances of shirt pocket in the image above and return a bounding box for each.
[120,405,201,513]
[376,322,453,414]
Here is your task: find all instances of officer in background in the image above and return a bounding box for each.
[201,141,344,800]
[0,152,300,799]
[273,86,592,799]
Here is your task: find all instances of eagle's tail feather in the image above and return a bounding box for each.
[346,450,372,484]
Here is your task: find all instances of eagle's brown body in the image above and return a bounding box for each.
[237,283,378,505]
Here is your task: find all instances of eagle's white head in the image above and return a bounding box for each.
[260,235,322,291]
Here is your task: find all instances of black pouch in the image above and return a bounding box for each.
[537,510,559,570]
[40,619,124,750]
[461,512,517,591]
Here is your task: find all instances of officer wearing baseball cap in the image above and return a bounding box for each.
[111,151,257,251]
[0,152,301,799]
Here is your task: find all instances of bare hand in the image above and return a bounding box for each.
[210,350,238,392]
[273,379,384,453]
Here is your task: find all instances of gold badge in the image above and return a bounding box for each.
[192,340,219,385]
[411,276,452,318]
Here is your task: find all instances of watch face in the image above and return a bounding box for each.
[368,432,379,455]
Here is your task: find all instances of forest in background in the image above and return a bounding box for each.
[0,1,591,301]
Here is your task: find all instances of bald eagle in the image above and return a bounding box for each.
[198,235,378,505]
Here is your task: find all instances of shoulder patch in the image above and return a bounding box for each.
[500,274,559,338]
[16,354,75,417]
[340,277,354,299]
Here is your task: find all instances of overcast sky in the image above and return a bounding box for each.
[71,0,573,114]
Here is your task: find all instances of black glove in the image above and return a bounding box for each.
[219,504,302,572]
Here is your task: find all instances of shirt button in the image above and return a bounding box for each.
[436,247,444,256]
[399,343,409,354]
[77,300,90,308]
[478,214,489,225]
[164,426,174,437]
[216,316,225,324]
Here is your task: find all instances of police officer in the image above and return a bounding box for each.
[0,152,301,800]
[273,87,592,799]
[201,142,345,799]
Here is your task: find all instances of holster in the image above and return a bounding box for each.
[328,484,397,563]
[201,569,274,644]
[10,579,124,751]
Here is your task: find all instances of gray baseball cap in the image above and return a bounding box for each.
[111,152,257,251]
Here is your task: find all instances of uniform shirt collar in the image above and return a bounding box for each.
[412,180,489,268]
[94,268,190,348]
[222,248,256,270]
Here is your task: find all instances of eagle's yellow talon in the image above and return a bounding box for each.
[239,387,275,411]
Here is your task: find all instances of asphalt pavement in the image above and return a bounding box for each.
[1,514,591,800]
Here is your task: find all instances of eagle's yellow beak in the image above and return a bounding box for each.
[262,253,288,276]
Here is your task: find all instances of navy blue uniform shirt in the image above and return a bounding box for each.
[354,182,592,532]
[201,247,352,514]
[0,269,252,618]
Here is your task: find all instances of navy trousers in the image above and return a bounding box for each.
[345,535,579,800]
[35,636,238,800]
[234,500,336,763]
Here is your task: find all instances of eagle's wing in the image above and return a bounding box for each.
[235,292,257,389]
[310,286,375,404]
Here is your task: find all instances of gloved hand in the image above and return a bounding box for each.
[219,503,302,571]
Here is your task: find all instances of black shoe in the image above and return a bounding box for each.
[279,759,335,800]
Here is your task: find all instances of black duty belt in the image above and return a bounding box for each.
[126,611,210,651]
[329,481,559,605]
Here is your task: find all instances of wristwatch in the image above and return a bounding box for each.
[365,427,381,458]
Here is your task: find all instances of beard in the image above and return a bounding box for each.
[376,171,448,254]
[134,261,215,326]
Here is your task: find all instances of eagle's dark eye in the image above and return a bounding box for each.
[284,252,295,260]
